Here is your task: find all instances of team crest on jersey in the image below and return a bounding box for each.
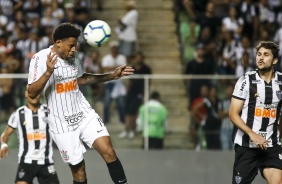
[18,169,25,178]
[275,80,282,85]
[254,92,260,98]
[235,176,242,184]
[60,150,69,161]
[276,90,282,100]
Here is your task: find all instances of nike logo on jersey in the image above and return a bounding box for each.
[97,129,103,133]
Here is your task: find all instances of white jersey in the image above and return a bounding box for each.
[8,105,54,165]
[28,47,93,134]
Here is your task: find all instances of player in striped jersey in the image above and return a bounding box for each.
[0,89,59,184]
[27,23,133,184]
[229,41,282,184]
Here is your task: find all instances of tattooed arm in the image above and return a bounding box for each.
[77,65,134,85]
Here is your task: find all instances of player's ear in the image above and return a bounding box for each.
[55,40,62,48]
[273,58,278,65]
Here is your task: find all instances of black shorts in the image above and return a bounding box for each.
[15,163,59,184]
[232,144,282,184]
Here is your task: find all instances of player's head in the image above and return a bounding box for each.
[255,41,279,72]
[52,23,81,60]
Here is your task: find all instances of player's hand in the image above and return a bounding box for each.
[113,65,134,80]
[46,52,59,73]
[0,147,8,159]
[249,132,268,150]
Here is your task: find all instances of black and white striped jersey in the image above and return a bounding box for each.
[8,105,54,165]
[28,46,93,134]
[232,70,282,148]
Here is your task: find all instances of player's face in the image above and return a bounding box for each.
[256,47,277,72]
[57,37,78,60]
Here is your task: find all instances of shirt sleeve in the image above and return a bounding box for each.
[232,76,248,100]
[121,10,138,26]
[28,53,46,84]
[7,112,18,129]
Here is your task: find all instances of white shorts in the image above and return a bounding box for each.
[51,110,109,165]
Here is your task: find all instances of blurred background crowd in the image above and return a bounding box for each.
[0,0,281,151]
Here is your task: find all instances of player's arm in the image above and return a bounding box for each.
[0,126,15,158]
[28,52,58,99]
[229,97,267,149]
[77,65,134,85]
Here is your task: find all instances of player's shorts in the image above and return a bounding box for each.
[232,144,282,184]
[15,163,59,184]
[51,110,109,165]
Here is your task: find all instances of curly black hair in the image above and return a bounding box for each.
[52,23,81,42]
[256,41,280,60]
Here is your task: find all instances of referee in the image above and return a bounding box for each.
[0,88,60,184]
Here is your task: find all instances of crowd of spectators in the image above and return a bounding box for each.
[175,0,282,73]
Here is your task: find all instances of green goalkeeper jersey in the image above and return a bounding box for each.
[139,100,167,139]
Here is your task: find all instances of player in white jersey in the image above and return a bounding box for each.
[229,41,282,184]
[0,89,59,184]
[27,23,133,184]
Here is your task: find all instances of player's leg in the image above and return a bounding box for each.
[260,145,282,184]
[37,164,60,184]
[51,130,87,183]
[93,136,128,184]
[69,160,87,184]
[232,145,260,184]
[15,163,37,184]
[263,168,282,184]
[80,113,128,184]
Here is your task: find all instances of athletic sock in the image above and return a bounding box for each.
[107,158,128,184]
[73,179,87,184]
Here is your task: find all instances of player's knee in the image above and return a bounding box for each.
[101,147,117,162]
[70,160,86,180]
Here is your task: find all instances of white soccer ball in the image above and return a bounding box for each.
[83,20,111,47]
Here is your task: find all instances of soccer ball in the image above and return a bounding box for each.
[83,20,111,47]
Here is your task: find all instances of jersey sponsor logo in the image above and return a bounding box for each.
[64,111,84,125]
[255,107,276,118]
[32,56,39,82]
[246,70,256,75]
[251,80,261,84]
[239,79,246,96]
[27,132,46,140]
[56,79,77,94]
[47,165,56,174]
